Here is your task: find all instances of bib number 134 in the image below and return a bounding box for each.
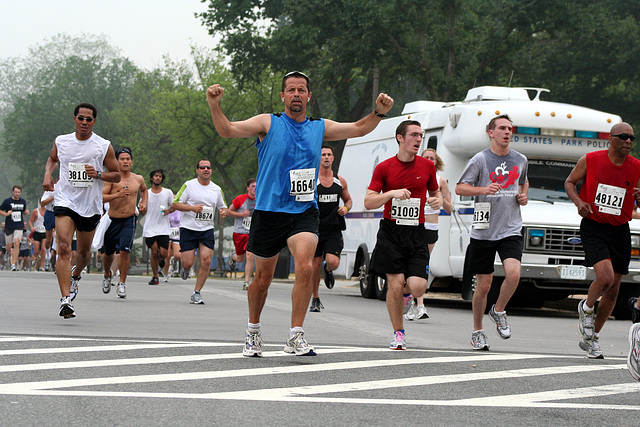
[473,202,491,230]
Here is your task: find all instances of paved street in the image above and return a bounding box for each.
[1,270,639,425]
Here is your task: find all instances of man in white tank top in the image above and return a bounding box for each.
[43,103,121,319]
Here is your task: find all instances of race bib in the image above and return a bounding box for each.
[36,224,46,233]
[289,168,316,202]
[594,183,626,216]
[10,211,21,222]
[242,216,252,231]
[69,163,93,188]
[195,206,214,225]
[473,202,491,230]
[391,198,420,226]
[169,227,180,240]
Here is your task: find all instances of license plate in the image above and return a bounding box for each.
[557,265,586,280]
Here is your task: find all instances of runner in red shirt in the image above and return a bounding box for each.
[565,122,640,359]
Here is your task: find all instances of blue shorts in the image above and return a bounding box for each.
[44,210,55,231]
[103,216,137,255]
[179,228,215,252]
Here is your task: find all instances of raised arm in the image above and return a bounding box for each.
[324,93,394,141]
[206,84,271,139]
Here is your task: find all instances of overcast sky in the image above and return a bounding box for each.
[0,0,219,69]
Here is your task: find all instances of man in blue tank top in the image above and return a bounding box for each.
[207,71,393,357]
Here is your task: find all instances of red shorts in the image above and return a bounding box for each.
[233,232,249,256]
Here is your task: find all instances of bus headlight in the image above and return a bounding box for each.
[528,229,545,247]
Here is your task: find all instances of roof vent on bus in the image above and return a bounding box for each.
[464,86,549,102]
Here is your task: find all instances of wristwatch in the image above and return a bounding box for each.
[96,171,102,180]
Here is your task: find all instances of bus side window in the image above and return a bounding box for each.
[427,135,438,150]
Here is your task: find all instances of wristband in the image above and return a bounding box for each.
[345,206,350,213]
[96,171,102,180]
[374,110,387,118]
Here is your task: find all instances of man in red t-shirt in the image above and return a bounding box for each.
[227,178,257,290]
[365,120,442,350]
[565,122,640,359]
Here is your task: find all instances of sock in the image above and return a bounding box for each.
[583,301,594,312]
[494,309,506,315]
[473,329,485,334]
[194,290,200,294]
[395,329,405,335]
[290,326,303,338]
[594,332,600,339]
[247,321,261,332]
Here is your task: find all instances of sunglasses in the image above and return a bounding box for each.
[612,133,635,142]
[198,166,212,170]
[76,115,94,122]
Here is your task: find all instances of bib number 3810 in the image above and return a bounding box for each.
[289,168,315,202]
[69,163,93,188]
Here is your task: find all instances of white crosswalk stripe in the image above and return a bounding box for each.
[0,335,638,410]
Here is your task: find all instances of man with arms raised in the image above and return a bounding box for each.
[43,103,120,318]
[206,71,393,356]
[102,147,148,299]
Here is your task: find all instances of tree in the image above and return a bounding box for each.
[0,34,137,205]
[115,48,281,201]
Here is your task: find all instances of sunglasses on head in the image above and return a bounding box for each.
[612,133,635,142]
[76,115,94,122]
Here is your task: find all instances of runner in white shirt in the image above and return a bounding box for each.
[142,169,174,285]
[172,159,227,304]
[43,103,121,319]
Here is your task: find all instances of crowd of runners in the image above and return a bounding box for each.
[3,71,640,381]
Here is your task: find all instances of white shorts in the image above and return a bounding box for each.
[5,229,23,243]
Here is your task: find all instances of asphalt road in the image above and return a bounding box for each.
[1,270,638,426]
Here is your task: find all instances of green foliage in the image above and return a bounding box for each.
[0,34,137,205]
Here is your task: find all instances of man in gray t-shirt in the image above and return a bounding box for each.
[456,114,529,351]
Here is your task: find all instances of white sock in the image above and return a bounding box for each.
[248,322,260,332]
[583,301,594,312]
[290,326,303,338]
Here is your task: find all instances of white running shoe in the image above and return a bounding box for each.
[628,323,640,381]
[578,298,595,339]
[416,304,429,319]
[69,276,80,302]
[489,304,511,339]
[117,282,127,299]
[58,296,75,319]
[243,330,264,357]
[390,330,407,350]
[102,275,112,294]
[579,336,604,359]
[471,330,490,350]
[404,300,416,321]
[284,331,316,356]
[190,292,205,304]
